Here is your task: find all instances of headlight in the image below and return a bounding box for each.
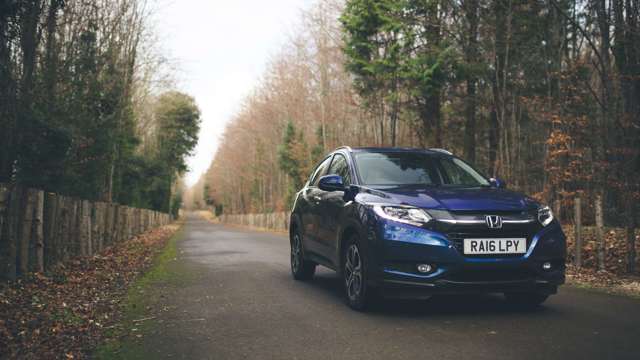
[538,205,554,226]
[373,205,432,226]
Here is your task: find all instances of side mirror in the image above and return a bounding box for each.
[489,177,506,189]
[318,174,346,192]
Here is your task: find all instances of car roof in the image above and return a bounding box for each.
[335,146,453,156]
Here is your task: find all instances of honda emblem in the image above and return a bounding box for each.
[485,215,503,229]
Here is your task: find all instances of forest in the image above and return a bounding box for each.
[0,0,200,216]
[190,0,638,270]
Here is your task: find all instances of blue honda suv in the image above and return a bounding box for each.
[289,147,566,310]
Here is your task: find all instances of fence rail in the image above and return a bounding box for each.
[219,212,289,232]
[0,183,171,280]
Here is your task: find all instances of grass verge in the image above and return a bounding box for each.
[95,226,192,359]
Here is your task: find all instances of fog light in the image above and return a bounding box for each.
[417,264,433,273]
[542,262,552,270]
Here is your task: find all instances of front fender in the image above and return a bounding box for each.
[289,212,303,242]
[335,203,375,274]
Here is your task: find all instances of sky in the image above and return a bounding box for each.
[153,0,315,186]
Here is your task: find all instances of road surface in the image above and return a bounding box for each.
[130,214,640,359]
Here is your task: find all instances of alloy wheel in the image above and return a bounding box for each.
[291,233,302,274]
[344,244,363,301]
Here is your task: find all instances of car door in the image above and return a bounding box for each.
[317,153,353,263]
[300,156,332,257]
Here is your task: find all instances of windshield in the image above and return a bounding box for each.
[354,152,490,187]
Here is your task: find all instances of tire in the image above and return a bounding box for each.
[290,229,316,280]
[343,235,372,311]
[504,292,549,307]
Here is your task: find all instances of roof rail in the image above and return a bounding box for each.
[428,148,453,155]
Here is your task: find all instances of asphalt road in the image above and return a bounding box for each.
[133,214,640,360]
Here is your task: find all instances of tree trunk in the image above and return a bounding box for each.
[19,0,41,95]
[390,89,398,147]
[44,0,63,115]
[488,108,500,175]
[16,0,43,182]
[491,0,508,176]
[463,0,479,163]
[593,0,612,198]
[612,0,640,275]
[0,5,17,182]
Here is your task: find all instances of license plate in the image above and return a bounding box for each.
[463,238,526,255]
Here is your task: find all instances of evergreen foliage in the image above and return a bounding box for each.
[0,0,200,213]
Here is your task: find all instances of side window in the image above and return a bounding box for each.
[327,154,351,185]
[310,157,332,187]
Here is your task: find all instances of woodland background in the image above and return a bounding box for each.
[186,0,639,273]
[0,0,200,217]
[0,0,638,275]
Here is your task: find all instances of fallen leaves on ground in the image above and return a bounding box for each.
[0,224,180,359]
[566,264,640,298]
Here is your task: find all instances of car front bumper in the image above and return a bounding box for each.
[368,220,567,299]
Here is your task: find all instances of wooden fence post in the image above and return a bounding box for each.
[91,202,100,254]
[54,195,65,265]
[43,193,57,270]
[0,183,8,244]
[0,184,14,280]
[284,212,289,231]
[71,199,80,258]
[57,196,69,263]
[78,200,86,256]
[595,194,605,272]
[7,186,22,279]
[19,188,36,275]
[99,202,106,251]
[33,190,44,272]
[574,197,582,268]
[115,205,122,242]
[554,199,561,224]
[66,198,74,257]
[123,206,129,241]
[85,200,93,256]
[626,205,637,274]
[107,203,115,245]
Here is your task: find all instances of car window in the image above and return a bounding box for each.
[353,152,489,187]
[327,154,351,185]
[309,156,332,186]
[354,152,437,186]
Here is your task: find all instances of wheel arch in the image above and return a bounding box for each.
[337,221,366,272]
[289,213,302,243]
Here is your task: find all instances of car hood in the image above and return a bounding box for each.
[357,185,536,212]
